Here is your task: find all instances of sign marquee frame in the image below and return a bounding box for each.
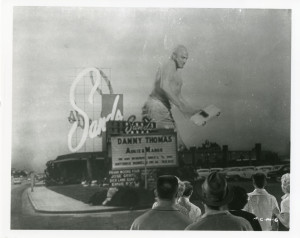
[110,131,178,170]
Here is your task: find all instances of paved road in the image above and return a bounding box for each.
[11,183,145,230]
[11,183,30,229]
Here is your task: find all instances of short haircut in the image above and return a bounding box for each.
[228,186,248,210]
[252,172,266,189]
[182,181,193,197]
[281,173,290,193]
[156,175,178,200]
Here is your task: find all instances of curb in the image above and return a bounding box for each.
[26,188,149,214]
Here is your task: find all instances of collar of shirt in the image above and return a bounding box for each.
[153,201,179,211]
[282,193,290,200]
[202,210,229,218]
[249,188,269,196]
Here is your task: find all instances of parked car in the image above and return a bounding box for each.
[36,173,45,181]
[225,167,243,181]
[196,169,210,180]
[210,168,224,173]
[210,168,226,177]
[13,176,22,185]
[256,165,274,172]
[239,166,256,179]
[272,164,284,171]
[267,164,290,182]
[255,165,274,178]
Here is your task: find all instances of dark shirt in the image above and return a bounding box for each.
[186,211,253,231]
[230,210,262,231]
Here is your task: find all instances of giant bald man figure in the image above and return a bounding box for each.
[142,45,208,148]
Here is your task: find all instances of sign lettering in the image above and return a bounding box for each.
[111,133,177,170]
[68,67,123,152]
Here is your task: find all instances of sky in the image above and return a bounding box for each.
[11,7,291,172]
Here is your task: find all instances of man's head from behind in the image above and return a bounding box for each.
[182,181,193,197]
[252,172,267,189]
[171,45,188,69]
[200,172,233,210]
[156,175,179,200]
[228,186,248,210]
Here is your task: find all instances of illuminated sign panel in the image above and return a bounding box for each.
[111,133,177,170]
[67,68,123,152]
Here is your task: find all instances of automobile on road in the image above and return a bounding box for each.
[255,165,274,178]
[267,164,290,182]
[13,176,22,185]
[210,168,224,173]
[196,169,210,180]
[224,167,243,181]
[239,166,256,179]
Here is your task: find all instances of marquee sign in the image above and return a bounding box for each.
[106,115,156,137]
[109,168,157,187]
[125,116,156,134]
[111,132,178,170]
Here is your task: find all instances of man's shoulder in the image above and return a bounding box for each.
[189,202,201,212]
[228,212,252,223]
[185,215,208,230]
[133,209,154,221]
[131,209,191,230]
[230,210,256,220]
[228,214,253,230]
[190,212,249,226]
[186,212,252,230]
[134,208,189,221]
[248,189,275,198]
[264,190,278,202]
[130,210,153,230]
[160,61,181,79]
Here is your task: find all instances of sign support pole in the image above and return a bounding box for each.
[144,149,147,190]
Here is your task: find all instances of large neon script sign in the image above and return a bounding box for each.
[68,68,123,152]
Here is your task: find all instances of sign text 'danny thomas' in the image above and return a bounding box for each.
[111,134,177,170]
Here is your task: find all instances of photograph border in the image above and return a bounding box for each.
[1,0,300,238]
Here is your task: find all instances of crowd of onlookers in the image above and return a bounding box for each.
[130,171,290,231]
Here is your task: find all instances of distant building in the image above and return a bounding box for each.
[179,142,281,168]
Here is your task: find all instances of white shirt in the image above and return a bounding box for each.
[178,197,202,222]
[281,193,290,213]
[244,188,279,231]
